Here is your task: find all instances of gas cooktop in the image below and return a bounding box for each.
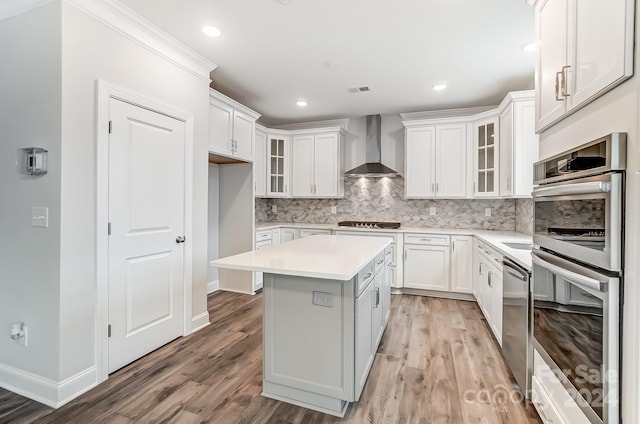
[337,221,401,229]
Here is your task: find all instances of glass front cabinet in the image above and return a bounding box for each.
[266,134,289,197]
[474,117,499,197]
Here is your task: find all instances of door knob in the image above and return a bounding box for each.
[176,235,186,244]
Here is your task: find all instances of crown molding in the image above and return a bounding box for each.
[64,0,216,82]
[0,0,56,21]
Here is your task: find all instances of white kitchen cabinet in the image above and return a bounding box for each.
[487,261,503,345]
[372,272,385,348]
[254,127,267,196]
[266,133,290,197]
[299,228,332,238]
[355,277,375,397]
[209,89,260,161]
[280,227,299,242]
[450,236,473,294]
[473,117,499,197]
[475,240,503,345]
[499,93,538,197]
[403,236,450,292]
[383,247,392,324]
[404,124,467,198]
[254,229,275,292]
[535,0,634,131]
[291,132,344,198]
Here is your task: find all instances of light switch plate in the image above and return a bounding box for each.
[331,206,337,214]
[31,207,49,227]
[312,291,334,307]
[485,208,492,217]
[429,207,436,216]
[272,205,277,213]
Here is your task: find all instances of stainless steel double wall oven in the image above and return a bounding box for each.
[532,133,625,424]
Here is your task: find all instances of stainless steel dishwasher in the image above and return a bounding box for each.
[501,257,532,397]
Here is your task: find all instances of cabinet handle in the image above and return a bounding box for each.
[404,250,407,260]
[488,271,493,288]
[579,290,598,299]
[534,401,550,422]
[362,272,373,281]
[479,263,483,276]
[561,65,571,97]
[555,71,563,101]
[374,288,380,308]
[284,184,288,193]
[420,238,432,242]
[507,177,511,191]
[436,183,439,193]
[377,258,384,265]
[452,241,455,252]
[431,183,435,193]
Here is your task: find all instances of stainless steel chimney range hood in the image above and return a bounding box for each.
[343,115,400,178]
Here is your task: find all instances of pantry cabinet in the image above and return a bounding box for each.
[208,89,260,162]
[404,124,467,198]
[254,127,267,196]
[290,131,344,198]
[535,0,634,131]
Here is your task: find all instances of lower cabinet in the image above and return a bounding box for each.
[403,243,450,291]
[450,235,473,293]
[300,228,332,238]
[280,227,299,242]
[355,277,375,396]
[473,240,504,345]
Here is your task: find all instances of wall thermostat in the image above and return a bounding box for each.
[19,147,48,175]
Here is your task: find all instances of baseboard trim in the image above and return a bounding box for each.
[393,288,476,302]
[219,287,255,295]
[0,363,97,408]
[207,279,220,294]
[190,311,210,334]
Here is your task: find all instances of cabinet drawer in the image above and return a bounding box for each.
[300,229,332,238]
[256,230,273,242]
[256,240,272,249]
[404,233,450,246]
[356,260,375,297]
[567,283,601,308]
[374,251,385,275]
[531,376,566,424]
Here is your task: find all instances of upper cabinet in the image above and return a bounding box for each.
[290,131,344,198]
[254,126,267,197]
[535,0,634,132]
[403,123,467,199]
[266,133,290,197]
[473,117,499,197]
[208,89,260,162]
[499,92,538,197]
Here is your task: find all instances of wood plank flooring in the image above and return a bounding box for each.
[0,292,540,424]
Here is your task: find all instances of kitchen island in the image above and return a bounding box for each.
[210,235,393,417]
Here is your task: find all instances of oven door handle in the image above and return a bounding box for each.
[531,251,607,293]
[532,180,610,198]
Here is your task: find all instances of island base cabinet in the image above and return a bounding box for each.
[262,274,355,416]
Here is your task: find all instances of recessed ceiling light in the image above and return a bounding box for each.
[202,26,221,38]
[433,83,447,91]
[296,100,307,107]
[522,41,536,52]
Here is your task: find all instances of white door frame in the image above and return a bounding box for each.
[95,80,194,383]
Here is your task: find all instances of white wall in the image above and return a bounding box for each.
[0,2,62,382]
[208,164,220,289]
[537,8,640,421]
[56,2,211,381]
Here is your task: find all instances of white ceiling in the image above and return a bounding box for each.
[119,0,535,126]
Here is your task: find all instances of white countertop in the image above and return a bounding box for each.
[255,223,533,270]
[210,234,392,280]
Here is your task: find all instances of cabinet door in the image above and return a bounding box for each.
[280,228,298,242]
[403,245,450,291]
[209,99,233,154]
[254,129,267,196]
[290,135,314,197]
[355,281,375,400]
[512,100,538,197]
[232,110,254,161]
[267,135,289,197]
[405,127,436,198]
[435,124,467,197]
[474,118,499,197]
[451,236,473,293]
[314,133,340,197]
[372,272,385,349]
[489,266,503,346]
[383,257,392,324]
[569,0,634,109]
[472,243,482,302]
[499,105,514,197]
[535,0,568,131]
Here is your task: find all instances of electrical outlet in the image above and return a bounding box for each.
[331,206,337,214]
[429,207,436,216]
[10,323,28,346]
[312,291,334,307]
[271,205,277,213]
[485,208,492,217]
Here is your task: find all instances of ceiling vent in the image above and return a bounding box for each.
[349,86,371,93]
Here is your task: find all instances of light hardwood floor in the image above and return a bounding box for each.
[0,292,540,424]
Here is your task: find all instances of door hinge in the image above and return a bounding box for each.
[108,222,111,235]
[108,324,111,337]
[108,121,113,134]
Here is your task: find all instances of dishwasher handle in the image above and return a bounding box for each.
[502,259,529,282]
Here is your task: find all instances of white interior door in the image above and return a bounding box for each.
[108,98,185,373]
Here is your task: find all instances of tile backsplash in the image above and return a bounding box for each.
[515,198,534,235]
[257,178,523,231]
